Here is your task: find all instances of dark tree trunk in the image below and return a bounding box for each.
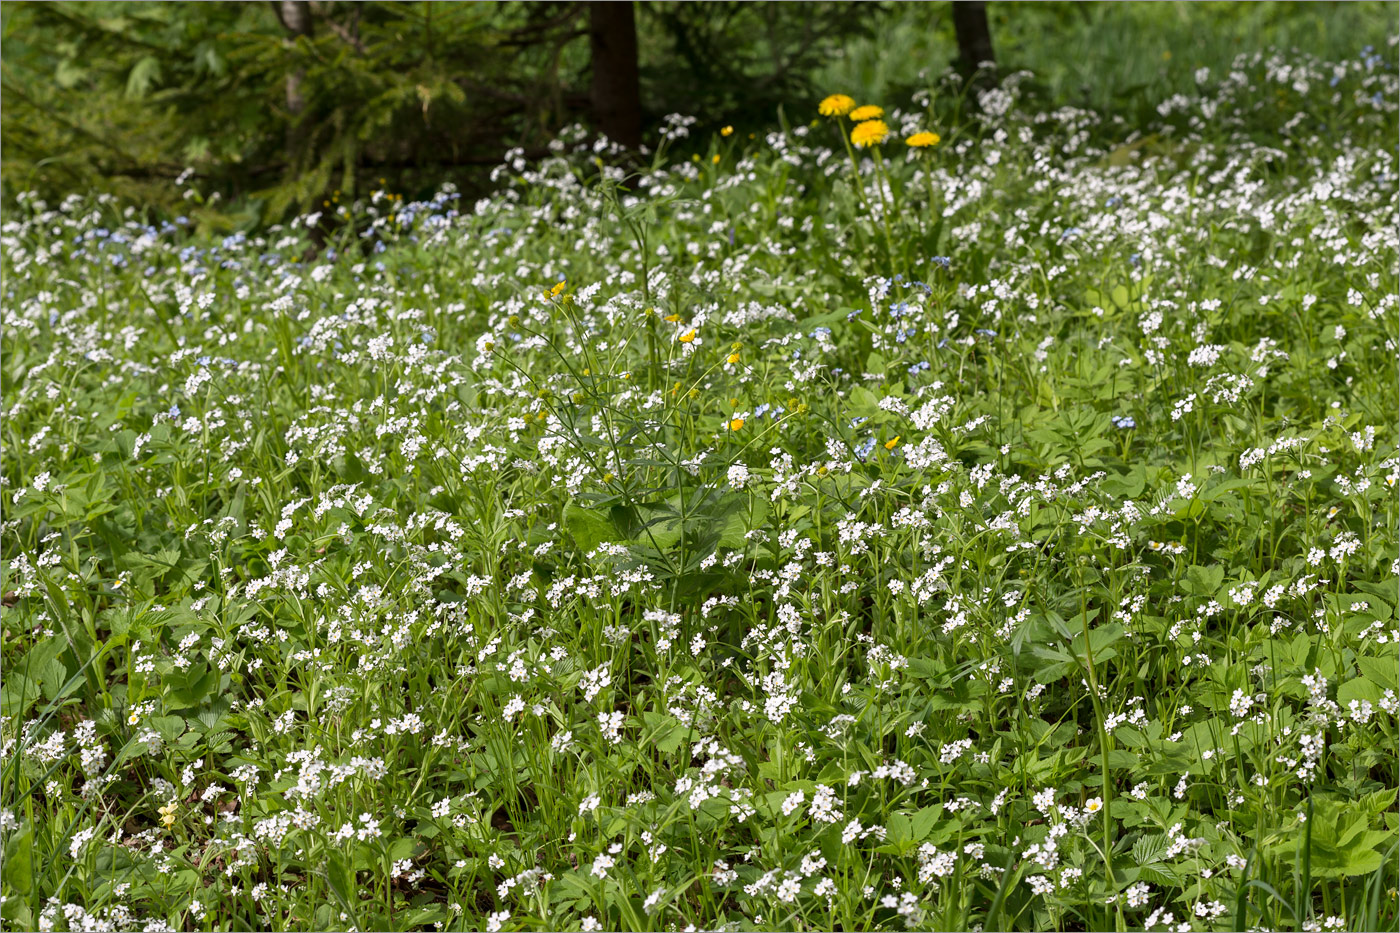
[588,1,642,149]
[273,0,314,161]
[952,1,996,84]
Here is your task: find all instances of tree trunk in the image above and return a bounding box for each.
[588,1,642,149]
[274,0,314,162]
[952,1,996,84]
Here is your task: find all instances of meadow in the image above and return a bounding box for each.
[2,37,1398,933]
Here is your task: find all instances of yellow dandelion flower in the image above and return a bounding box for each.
[818,94,856,117]
[679,329,697,343]
[906,131,941,148]
[851,120,890,148]
[720,125,734,137]
[729,418,745,431]
[884,436,900,450]
[848,104,884,122]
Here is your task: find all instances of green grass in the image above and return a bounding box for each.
[2,31,1398,933]
[817,1,1397,116]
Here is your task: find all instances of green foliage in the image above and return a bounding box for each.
[7,1,1394,232]
[639,1,873,121]
[2,27,1398,933]
[1,2,589,228]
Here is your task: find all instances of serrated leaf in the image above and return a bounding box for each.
[1132,832,1168,865]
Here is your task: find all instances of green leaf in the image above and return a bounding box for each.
[327,851,356,907]
[563,503,624,554]
[1132,832,1168,865]
[167,663,216,708]
[3,825,32,895]
[1357,656,1398,690]
[886,812,912,846]
[1101,464,1146,499]
[910,804,942,842]
[1337,678,1384,708]
[849,386,880,417]
[1183,564,1224,597]
[125,56,162,99]
[722,495,768,549]
[0,673,39,719]
[150,715,186,742]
